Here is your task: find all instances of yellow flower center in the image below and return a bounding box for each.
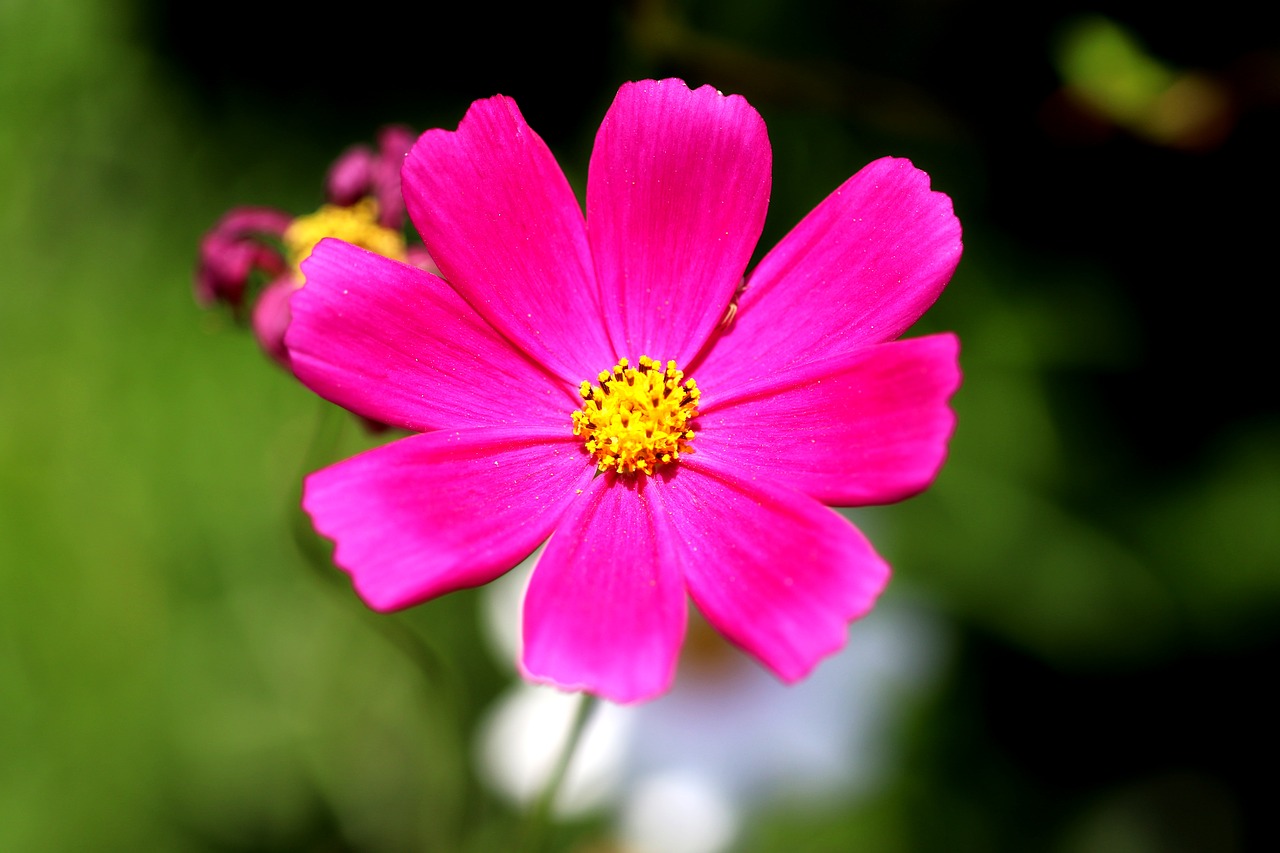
[283,197,407,274]
[572,356,700,476]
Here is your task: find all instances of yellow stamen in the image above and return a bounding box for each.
[571,356,700,476]
[283,197,406,274]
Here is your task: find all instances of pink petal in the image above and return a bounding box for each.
[693,157,961,386]
[287,238,576,432]
[251,276,299,368]
[402,95,614,384]
[304,428,595,611]
[694,334,961,506]
[522,475,687,703]
[586,79,772,364]
[661,465,890,682]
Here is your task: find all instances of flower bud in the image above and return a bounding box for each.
[324,124,417,229]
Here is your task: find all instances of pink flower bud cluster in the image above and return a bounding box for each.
[325,125,417,228]
[194,125,420,367]
[194,207,293,316]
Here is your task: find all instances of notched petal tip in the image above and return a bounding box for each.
[870,154,964,248]
[589,75,771,364]
[621,76,750,106]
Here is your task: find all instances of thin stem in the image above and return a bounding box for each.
[520,692,600,853]
[290,398,347,574]
[288,403,452,686]
[287,399,469,846]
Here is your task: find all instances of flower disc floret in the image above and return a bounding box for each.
[572,356,700,476]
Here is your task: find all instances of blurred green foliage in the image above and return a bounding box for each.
[3,0,1277,851]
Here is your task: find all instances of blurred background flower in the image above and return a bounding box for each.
[3,0,1277,850]
[194,125,425,369]
[477,553,947,853]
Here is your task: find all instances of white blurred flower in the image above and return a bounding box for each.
[476,547,948,850]
[475,680,631,817]
[620,771,738,853]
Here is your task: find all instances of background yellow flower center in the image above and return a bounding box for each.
[284,198,407,274]
[572,356,700,476]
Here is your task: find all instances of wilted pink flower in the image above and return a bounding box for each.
[197,126,421,329]
[286,79,962,703]
[325,124,417,228]
[245,198,413,363]
[194,206,292,313]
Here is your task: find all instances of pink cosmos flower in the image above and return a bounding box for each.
[286,78,962,704]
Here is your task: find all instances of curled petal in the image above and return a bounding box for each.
[659,466,890,682]
[695,334,961,506]
[304,428,595,611]
[195,206,292,310]
[287,238,575,431]
[587,79,771,364]
[522,475,687,703]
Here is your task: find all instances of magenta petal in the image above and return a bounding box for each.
[402,96,613,383]
[304,428,594,611]
[694,157,961,386]
[696,334,961,506]
[286,238,575,431]
[662,466,890,682]
[522,476,687,703]
[587,79,772,364]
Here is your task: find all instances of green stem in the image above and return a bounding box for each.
[290,399,347,574]
[520,692,600,853]
[288,400,470,846]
